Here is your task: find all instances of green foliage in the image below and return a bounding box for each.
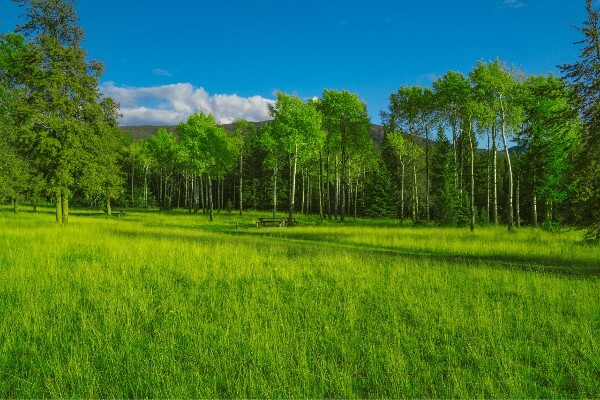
[318,89,372,160]
[386,130,423,162]
[431,128,461,226]
[269,92,323,219]
[177,113,236,179]
[363,159,398,218]
[520,75,579,208]
[269,92,323,162]
[478,207,490,226]
[3,0,121,222]
[560,0,600,242]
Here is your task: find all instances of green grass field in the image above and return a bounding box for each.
[0,208,599,397]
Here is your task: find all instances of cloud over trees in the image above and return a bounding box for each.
[101,82,274,125]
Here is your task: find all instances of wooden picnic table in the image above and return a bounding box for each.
[255,217,298,227]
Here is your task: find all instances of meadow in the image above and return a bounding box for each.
[0,207,598,398]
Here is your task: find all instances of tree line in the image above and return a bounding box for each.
[1,0,598,242]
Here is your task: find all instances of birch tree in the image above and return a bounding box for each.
[269,92,322,224]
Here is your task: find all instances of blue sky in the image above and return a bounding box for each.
[0,0,588,125]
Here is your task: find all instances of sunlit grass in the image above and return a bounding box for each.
[0,208,598,397]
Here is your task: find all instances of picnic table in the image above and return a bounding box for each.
[255,217,298,227]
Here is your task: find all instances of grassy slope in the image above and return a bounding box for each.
[0,208,598,397]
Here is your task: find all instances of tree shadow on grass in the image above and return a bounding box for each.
[112,226,600,279]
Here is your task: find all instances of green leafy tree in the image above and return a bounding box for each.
[384,130,423,224]
[178,113,235,221]
[521,75,581,226]
[7,0,120,223]
[471,60,522,230]
[78,98,125,215]
[318,90,371,222]
[232,120,255,216]
[145,128,178,210]
[269,92,322,224]
[384,86,424,222]
[257,124,283,217]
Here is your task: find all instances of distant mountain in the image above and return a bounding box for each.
[120,121,387,145]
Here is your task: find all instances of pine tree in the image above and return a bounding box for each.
[560,0,600,242]
[431,127,460,226]
[8,0,121,223]
[363,158,398,219]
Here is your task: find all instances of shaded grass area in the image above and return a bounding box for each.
[0,208,599,397]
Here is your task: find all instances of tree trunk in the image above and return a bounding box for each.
[347,179,351,219]
[532,194,538,228]
[159,173,163,209]
[400,160,405,226]
[61,190,68,224]
[143,165,148,207]
[341,124,347,222]
[288,144,298,225]
[56,192,62,224]
[177,176,181,209]
[458,123,464,215]
[307,170,312,215]
[412,162,418,223]
[354,178,359,220]
[361,167,366,216]
[131,166,135,207]
[500,109,514,230]
[106,196,112,216]
[12,199,17,213]
[239,153,243,216]
[516,174,521,228]
[218,178,222,212]
[341,166,346,222]
[319,152,324,220]
[200,175,206,214]
[487,132,490,223]
[221,179,224,212]
[208,174,214,221]
[189,174,194,213]
[425,123,430,223]
[301,169,305,215]
[452,121,458,189]
[492,122,498,224]
[333,156,340,221]
[273,158,278,218]
[469,125,475,232]
[326,153,331,220]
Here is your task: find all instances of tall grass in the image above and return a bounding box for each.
[0,209,598,397]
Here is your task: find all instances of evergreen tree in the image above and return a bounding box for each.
[431,127,460,226]
[363,157,398,219]
[560,0,600,242]
[7,0,121,223]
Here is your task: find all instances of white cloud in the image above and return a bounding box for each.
[152,68,172,77]
[502,0,526,8]
[101,82,274,126]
